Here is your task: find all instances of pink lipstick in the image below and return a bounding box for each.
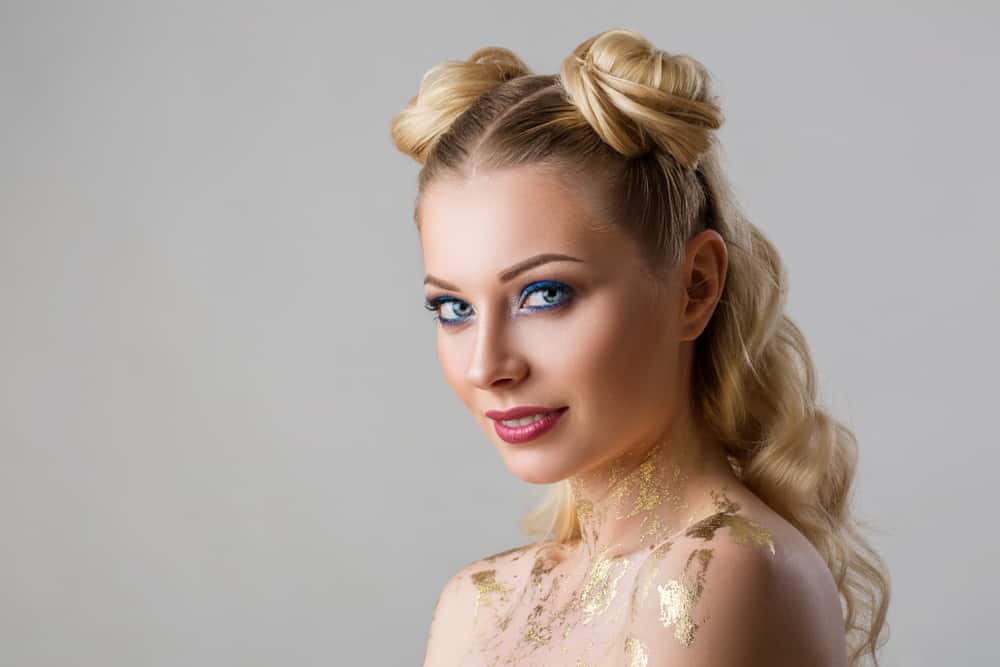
[485,406,569,444]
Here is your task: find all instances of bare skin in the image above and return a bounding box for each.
[418,164,846,666]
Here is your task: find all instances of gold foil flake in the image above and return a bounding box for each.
[606,452,632,489]
[569,475,590,504]
[502,576,586,663]
[579,546,631,624]
[710,487,740,514]
[725,514,776,555]
[684,511,730,542]
[530,553,558,591]
[624,636,649,667]
[683,489,776,555]
[638,513,667,547]
[470,569,513,610]
[658,580,698,646]
[616,458,660,519]
[570,438,696,562]
[629,543,672,623]
[574,488,606,551]
[649,539,673,562]
[521,603,551,646]
[664,463,690,512]
[657,547,713,647]
[609,447,688,525]
[606,445,657,507]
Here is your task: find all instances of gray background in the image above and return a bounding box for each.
[2,1,997,665]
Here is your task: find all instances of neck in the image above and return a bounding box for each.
[566,410,739,561]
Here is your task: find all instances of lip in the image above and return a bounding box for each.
[485,405,565,420]
[488,407,569,444]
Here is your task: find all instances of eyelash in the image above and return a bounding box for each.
[423,280,575,327]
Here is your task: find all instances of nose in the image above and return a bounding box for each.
[465,312,527,389]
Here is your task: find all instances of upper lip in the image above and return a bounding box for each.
[485,405,566,421]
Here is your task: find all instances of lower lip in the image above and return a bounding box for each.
[492,407,568,444]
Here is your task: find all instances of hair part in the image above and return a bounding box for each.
[391,27,890,666]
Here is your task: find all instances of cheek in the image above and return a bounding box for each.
[436,335,469,399]
[564,296,678,413]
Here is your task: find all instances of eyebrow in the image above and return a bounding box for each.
[423,253,585,291]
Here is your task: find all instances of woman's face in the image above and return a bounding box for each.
[418,164,688,485]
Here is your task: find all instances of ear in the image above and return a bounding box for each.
[678,229,728,342]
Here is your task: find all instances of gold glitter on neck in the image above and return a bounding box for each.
[606,441,686,516]
[570,438,692,558]
[638,513,666,547]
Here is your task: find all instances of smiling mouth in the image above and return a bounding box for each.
[491,407,569,444]
[498,411,557,426]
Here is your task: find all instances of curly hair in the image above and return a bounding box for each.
[390,27,890,666]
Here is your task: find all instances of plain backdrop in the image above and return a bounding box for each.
[2,1,997,665]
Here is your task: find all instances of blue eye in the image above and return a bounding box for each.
[423,280,575,327]
[519,281,573,311]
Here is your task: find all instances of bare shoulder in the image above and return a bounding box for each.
[624,488,847,666]
[458,539,550,596]
[421,541,544,667]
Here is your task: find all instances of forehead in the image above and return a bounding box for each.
[418,165,619,273]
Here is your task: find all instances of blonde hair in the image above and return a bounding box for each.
[390,28,890,666]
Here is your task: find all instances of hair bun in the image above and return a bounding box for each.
[390,47,532,164]
[559,28,723,167]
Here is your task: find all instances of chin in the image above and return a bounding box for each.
[499,447,578,485]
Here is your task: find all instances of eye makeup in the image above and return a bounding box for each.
[423,279,576,326]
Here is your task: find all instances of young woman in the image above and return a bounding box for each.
[390,28,890,667]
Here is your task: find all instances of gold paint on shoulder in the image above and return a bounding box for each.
[682,488,776,555]
[469,568,514,609]
[657,547,714,647]
[579,544,632,624]
[521,603,552,646]
[628,537,675,624]
[530,550,561,598]
[724,514,777,554]
[624,635,649,667]
[710,487,740,514]
[684,511,729,542]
